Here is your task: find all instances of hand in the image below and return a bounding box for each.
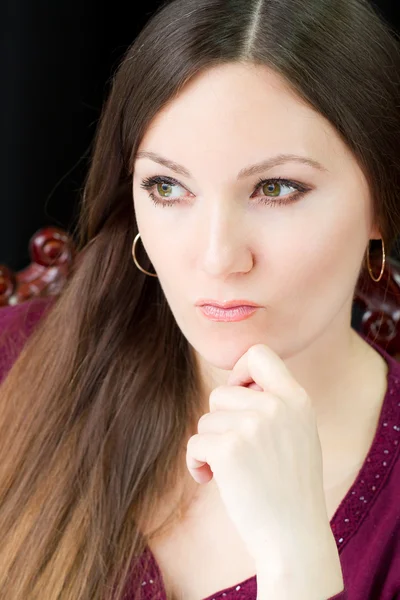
[186,344,344,597]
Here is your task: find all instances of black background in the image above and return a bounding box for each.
[1,0,399,270]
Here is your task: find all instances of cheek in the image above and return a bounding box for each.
[272,203,368,312]
[146,229,184,277]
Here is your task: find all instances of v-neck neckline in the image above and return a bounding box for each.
[137,334,400,600]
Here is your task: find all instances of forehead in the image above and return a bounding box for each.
[136,62,356,177]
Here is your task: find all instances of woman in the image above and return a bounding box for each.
[0,0,399,598]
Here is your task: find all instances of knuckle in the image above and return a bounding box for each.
[209,388,218,401]
[267,396,282,418]
[297,386,311,408]
[186,433,199,451]
[197,413,209,432]
[219,430,241,459]
[241,412,262,437]
[208,388,220,411]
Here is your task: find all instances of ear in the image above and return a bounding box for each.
[370,223,382,240]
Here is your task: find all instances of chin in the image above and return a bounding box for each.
[197,350,243,372]
[192,333,268,371]
[177,311,282,368]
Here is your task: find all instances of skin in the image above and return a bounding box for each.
[132,61,388,492]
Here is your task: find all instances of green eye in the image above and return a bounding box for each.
[263,182,281,197]
[157,183,174,198]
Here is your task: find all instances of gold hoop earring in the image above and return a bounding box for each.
[367,238,386,283]
[132,232,158,278]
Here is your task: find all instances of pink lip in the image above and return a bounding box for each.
[195,299,261,309]
[197,305,259,322]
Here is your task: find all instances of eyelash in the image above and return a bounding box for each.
[139,175,311,208]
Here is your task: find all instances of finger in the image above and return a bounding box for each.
[186,433,219,483]
[208,385,279,414]
[198,409,264,435]
[227,344,303,405]
[187,461,213,484]
[209,384,256,412]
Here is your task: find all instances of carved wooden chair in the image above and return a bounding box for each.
[0,227,75,307]
[1,227,400,359]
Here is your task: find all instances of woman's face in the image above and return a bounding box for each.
[132,62,379,372]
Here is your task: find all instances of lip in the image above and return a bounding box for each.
[195,299,261,309]
[197,305,259,322]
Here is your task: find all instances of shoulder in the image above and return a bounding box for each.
[0,296,55,384]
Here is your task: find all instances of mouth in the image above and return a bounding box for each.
[195,299,261,309]
[195,300,261,322]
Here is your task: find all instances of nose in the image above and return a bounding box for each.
[198,204,254,278]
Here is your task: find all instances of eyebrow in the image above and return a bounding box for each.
[135,151,329,179]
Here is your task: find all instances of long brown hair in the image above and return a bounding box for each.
[0,1,399,598]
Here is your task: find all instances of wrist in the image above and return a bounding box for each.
[255,534,344,600]
[256,569,344,600]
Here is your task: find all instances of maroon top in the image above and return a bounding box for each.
[1,298,399,600]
